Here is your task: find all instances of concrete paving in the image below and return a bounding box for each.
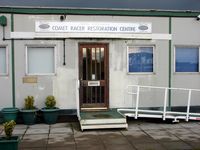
[1,120,200,149]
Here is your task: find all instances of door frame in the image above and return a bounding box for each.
[78,42,109,110]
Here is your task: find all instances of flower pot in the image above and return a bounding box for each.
[0,136,19,150]
[20,109,38,125]
[1,108,19,122]
[41,108,59,124]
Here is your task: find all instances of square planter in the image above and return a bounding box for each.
[0,136,19,150]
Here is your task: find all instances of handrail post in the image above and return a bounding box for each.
[135,86,140,119]
[76,79,80,120]
[163,88,168,120]
[186,90,192,122]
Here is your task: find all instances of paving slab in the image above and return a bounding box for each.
[159,123,183,129]
[187,141,200,149]
[121,130,155,144]
[50,122,72,128]
[166,128,192,136]
[105,144,135,150]
[176,133,200,142]
[13,128,27,135]
[138,123,164,130]
[48,133,75,147]
[48,146,76,150]
[145,129,180,142]
[29,124,50,129]
[15,124,28,129]
[98,131,133,145]
[26,128,49,134]
[160,141,192,150]
[76,144,105,150]
[180,122,200,129]
[133,142,166,150]
[75,133,102,146]
[50,127,73,134]
[20,134,48,148]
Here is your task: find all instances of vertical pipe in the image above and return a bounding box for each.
[11,14,15,107]
[186,90,192,122]
[168,17,172,109]
[135,86,140,119]
[63,39,66,65]
[163,88,168,120]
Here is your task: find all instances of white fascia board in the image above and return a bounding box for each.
[10,32,172,40]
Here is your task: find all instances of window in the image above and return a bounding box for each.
[0,47,7,75]
[128,46,154,73]
[26,47,55,75]
[175,47,199,72]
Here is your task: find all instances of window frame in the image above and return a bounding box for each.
[174,45,200,74]
[0,46,9,76]
[127,45,155,74]
[25,45,56,76]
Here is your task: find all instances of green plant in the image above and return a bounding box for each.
[45,95,56,109]
[24,96,35,109]
[3,120,16,139]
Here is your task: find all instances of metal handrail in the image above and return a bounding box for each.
[118,85,200,122]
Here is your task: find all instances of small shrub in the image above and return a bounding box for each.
[45,95,56,109]
[24,96,35,109]
[3,120,16,139]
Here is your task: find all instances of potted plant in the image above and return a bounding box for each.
[0,120,19,150]
[20,96,38,125]
[1,107,19,122]
[41,95,59,124]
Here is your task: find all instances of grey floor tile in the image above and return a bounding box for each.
[105,144,136,150]
[133,142,166,150]
[26,128,49,134]
[145,129,179,142]
[180,122,200,129]
[166,128,192,136]
[50,122,72,128]
[28,124,50,129]
[122,130,155,144]
[160,141,192,150]
[48,133,75,147]
[76,144,105,150]
[15,124,28,129]
[20,134,48,148]
[50,127,73,134]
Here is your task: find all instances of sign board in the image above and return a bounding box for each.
[23,76,37,83]
[88,81,100,86]
[35,21,152,33]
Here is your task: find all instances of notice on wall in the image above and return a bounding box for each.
[35,21,152,33]
[23,76,37,83]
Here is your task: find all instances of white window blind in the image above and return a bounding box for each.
[27,47,55,75]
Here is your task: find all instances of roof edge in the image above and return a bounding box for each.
[0,6,200,17]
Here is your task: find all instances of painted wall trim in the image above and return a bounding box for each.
[0,7,200,17]
[10,32,172,40]
[11,14,16,107]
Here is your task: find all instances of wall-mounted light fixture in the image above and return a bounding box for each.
[0,15,7,27]
[60,15,67,21]
[196,15,200,21]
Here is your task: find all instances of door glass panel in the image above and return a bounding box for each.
[101,47,104,80]
[87,48,91,80]
[82,48,87,80]
[96,48,100,80]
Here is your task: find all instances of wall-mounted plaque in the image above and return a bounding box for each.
[23,76,37,83]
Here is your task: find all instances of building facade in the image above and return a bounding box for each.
[1,1,200,114]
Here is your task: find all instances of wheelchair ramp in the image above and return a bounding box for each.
[118,85,200,123]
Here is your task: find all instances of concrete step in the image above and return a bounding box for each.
[79,109,128,131]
